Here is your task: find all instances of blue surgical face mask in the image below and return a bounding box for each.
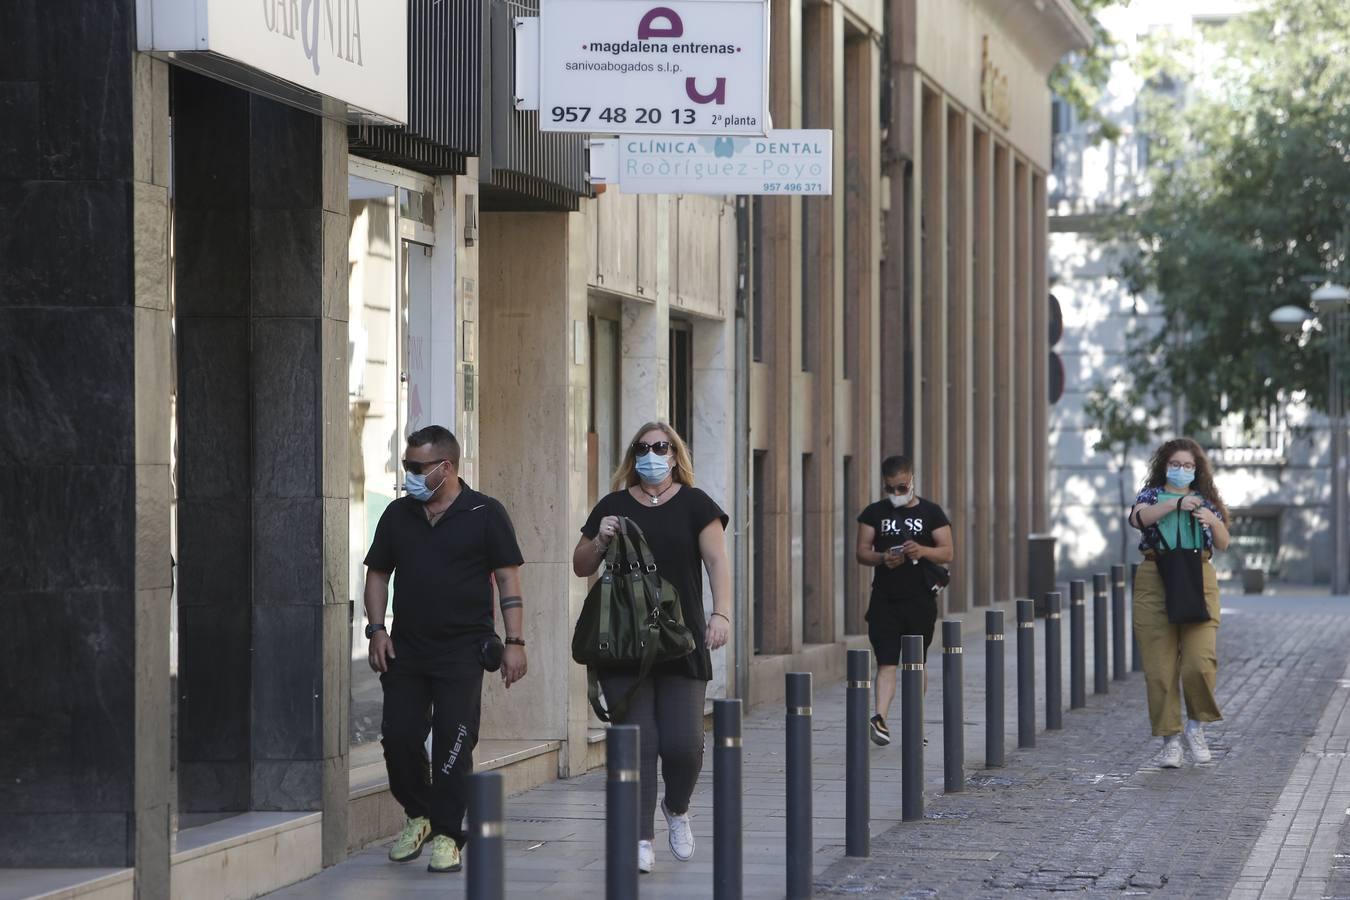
[404,462,446,502]
[635,451,671,485]
[1167,465,1195,489]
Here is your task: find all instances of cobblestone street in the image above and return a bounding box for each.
[268,590,1350,899]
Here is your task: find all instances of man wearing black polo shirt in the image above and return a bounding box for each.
[363,425,527,875]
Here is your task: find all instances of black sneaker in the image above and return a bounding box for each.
[869,714,891,746]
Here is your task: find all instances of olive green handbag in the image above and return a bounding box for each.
[571,517,695,722]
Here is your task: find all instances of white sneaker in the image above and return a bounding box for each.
[661,799,695,861]
[1157,735,1183,769]
[638,839,655,873]
[1184,720,1212,763]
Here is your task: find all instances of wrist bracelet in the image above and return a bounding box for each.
[710,612,730,624]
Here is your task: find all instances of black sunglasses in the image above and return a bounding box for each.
[633,441,673,457]
[401,458,449,475]
[884,483,911,495]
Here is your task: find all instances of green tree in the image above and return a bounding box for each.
[1092,0,1350,444]
[1054,0,1131,142]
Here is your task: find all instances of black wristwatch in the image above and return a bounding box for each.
[365,623,387,640]
[504,637,526,647]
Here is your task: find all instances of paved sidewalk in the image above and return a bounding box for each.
[268,591,1350,899]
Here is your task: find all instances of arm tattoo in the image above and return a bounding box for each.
[499,595,523,612]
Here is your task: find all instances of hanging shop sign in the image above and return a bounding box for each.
[137,0,407,124]
[529,0,770,136]
[589,130,832,195]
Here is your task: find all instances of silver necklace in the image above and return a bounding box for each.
[640,481,675,505]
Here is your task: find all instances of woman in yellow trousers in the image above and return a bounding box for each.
[1128,437,1231,768]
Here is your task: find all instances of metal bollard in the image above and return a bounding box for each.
[1112,564,1128,681]
[467,772,505,900]
[1093,573,1109,695]
[845,649,871,858]
[713,699,743,900]
[1044,593,1063,731]
[1069,580,1086,710]
[606,725,640,900]
[1131,562,1143,672]
[942,621,964,793]
[985,610,1005,768]
[786,673,813,899]
[901,635,925,821]
[1017,600,1036,749]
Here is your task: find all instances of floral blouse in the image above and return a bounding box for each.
[1132,486,1222,553]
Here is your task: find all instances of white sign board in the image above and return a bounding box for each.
[591,131,832,195]
[537,0,770,135]
[137,0,407,123]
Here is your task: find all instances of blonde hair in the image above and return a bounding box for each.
[611,420,697,491]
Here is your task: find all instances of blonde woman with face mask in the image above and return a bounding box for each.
[572,421,731,874]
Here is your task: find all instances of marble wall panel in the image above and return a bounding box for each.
[175,318,251,498]
[176,604,251,763]
[0,181,129,308]
[252,760,323,812]
[169,72,250,213]
[174,498,250,608]
[0,306,134,465]
[252,604,323,763]
[251,209,323,317]
[0,0,39,80]
[0,82,38,179]
[173,208,251,317]
[252,318,321,498]
[252,498,323,607]
[67,591,135,811]
[0,812,128,866]
[248,100,321,210]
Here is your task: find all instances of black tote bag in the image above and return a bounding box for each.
[1154,503,1210,624]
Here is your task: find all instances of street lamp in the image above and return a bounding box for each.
[1275,283,1350,594]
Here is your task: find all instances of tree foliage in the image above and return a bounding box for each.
[1054,0,1129,142]
[1092,0,1350,447]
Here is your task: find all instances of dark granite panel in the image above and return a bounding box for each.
[33,0,133,180]
[0,593,76,812]
[250,209,322,318]
[175,318,250,499]
[177,761,249,814]
[253,497,323,608]
[0,0,39,80]
[0,466,134,593]
[0,181,132,308]
[0,82,39,179]
[251,604,323,761]
[169,70,250,212]
[251,317,319,498]
[175,497,250,609]
[0,307,134,465]
[67,591,135,811]
[173,207,250,317]
[249,97,321,210]
[0,812,129,867]
[252,759,323,812]
[176,603,250,762]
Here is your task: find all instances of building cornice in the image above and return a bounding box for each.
[977,0,1094,73]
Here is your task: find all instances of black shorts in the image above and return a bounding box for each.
[865,590,939,666]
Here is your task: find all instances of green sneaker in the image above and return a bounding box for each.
[388,816,431,862]
[427,834,462,873]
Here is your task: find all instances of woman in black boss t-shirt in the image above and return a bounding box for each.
[573,421,731,874]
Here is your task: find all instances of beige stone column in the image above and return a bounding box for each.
[944,108,971,614]
[992,142,1015,602]
[477,212,592,775]
[1013,159,1032,596]
[971,128,995,607]
[132,52,174,898]
[920,89,948,513]
[801,0,841,644]
[1031,172,1050,533]
[844,32,882,633]
[621,195,672,438]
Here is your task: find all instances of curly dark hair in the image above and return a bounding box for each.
[1143,437,1230,524]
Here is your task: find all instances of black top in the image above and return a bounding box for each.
[857,497,951,598]
[364,480,525,659]
[582,486,729,682]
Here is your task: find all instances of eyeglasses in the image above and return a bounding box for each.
[1167,462,1197,472]
[633,441,673,457]
[402,458,449,475]
[884,483,912,495]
